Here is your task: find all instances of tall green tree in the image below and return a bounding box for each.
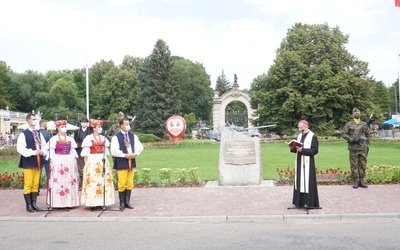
[10,70,48,114]
[69,68,86,100]
[135,39,180,137]
[172,57,213,120]
[94,67,138,119]
[89,60,116,87]
[388,80,399,115]
[251,23,376,135]
[45,71,84,120]
[0,61,12,109]
[89,60,116,117]
[120,55,143,72]
[370,80,390,117]
[215,70,231,97]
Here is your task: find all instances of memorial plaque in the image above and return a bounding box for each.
[218,128,262,186]
[224,141,256,165]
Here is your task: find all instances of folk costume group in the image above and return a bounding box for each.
[17,113,143,213]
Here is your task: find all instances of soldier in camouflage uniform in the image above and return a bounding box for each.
[341,108,371,189]
[106,111,125,141]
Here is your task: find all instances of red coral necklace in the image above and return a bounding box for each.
[93,134,102,145]
[58,134,67,144]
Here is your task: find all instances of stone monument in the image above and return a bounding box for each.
[218,127,262,186]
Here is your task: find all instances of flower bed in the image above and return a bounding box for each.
[366,165,400,184]
[276,167,348,185]
[0,172,24,189]
[276,166,400,186]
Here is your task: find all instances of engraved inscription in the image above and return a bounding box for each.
[224,141,256,165]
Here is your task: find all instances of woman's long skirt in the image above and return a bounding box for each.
[47,154,80,208]
[81,154,115,207]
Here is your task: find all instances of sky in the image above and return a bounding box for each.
[1,0,400,90]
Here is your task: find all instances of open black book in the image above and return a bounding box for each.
[287,140,303,148]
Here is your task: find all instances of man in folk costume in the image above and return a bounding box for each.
[288,120,320,209]
[111,117,143,211]
[17,113,47,212]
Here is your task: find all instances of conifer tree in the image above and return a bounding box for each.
[215,70,232,97]
[135,39,181,137]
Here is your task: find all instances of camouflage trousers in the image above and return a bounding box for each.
[349,150,368,179]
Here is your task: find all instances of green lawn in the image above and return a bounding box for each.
[1,140,399,181]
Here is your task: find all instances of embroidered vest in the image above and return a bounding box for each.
[55,141,72,154]
[90,140,104,154]
[113,131,136,170]
[18,129,39,168]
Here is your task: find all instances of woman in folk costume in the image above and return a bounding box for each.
[47,120,80,208]
[80,119,115,208]
[288,120,320,209]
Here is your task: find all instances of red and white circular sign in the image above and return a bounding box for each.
[166,115,186,142]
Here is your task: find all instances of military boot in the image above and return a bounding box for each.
[359,178,368,188]
[124,190,134,209]
[31,192,42,211]
[23,193,35,213]
[353,178,359,189]
[118,191,126,211]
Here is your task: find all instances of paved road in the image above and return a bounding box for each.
[0,220,399,249]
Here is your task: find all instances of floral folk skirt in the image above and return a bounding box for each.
[46,154,80,208]
[80,154,115,207]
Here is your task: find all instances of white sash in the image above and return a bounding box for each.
[294,130,314,193]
